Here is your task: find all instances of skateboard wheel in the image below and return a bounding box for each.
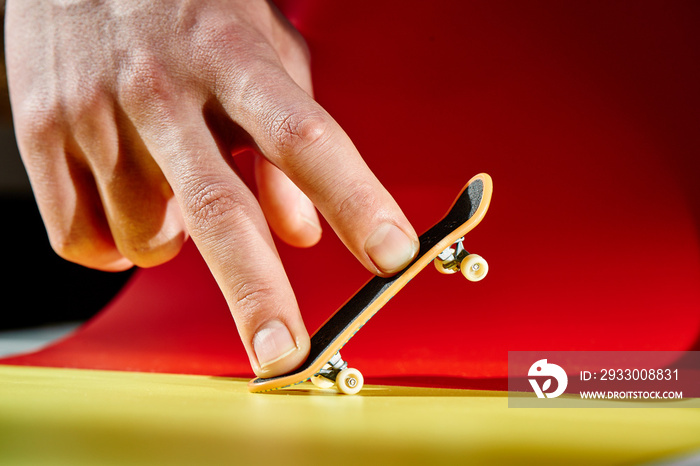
[434,257,458,274]
[461,254,488,282]
[336,368,364,395]
[310,375,335,389]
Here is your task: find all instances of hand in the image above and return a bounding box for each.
[5,0,419,377]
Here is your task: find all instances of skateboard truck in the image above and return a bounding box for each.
[308,238,489,395]
[433,237,489,282]
[309,352,364,395]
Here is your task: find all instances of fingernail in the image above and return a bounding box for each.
[299,192,321,233]
[365,223,418,273]
[253,320,298,369]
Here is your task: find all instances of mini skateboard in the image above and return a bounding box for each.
[249,173,493,394]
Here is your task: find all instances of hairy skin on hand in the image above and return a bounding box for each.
[5,0,418,377]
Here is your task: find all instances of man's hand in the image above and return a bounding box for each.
[5,0,419,377]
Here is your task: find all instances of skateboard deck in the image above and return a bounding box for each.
[249,173,493,394]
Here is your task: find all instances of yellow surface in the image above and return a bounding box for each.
[1,365,699,465]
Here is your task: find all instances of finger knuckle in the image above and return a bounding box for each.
[230,280,276,319]
[196,20,246,56]
[181,178,248,236]
[269,110,330,161]
[50,234,82,263]
[50,231,109,268]
[334,181,379,219]
[117,51,175,109]
[13,96,62,144]
[117,234,185,269]
[192,20,262,84]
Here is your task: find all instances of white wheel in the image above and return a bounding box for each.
[336,368,364,395]
[434,257,458,274]
[460,254,489,282]
[310,375,335,389]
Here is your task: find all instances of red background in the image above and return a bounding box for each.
[3,1,700,389]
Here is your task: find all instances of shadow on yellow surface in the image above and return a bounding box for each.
[1,365,699,465]
[261,383,506,398]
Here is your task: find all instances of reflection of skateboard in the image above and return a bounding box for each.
[249,173,493,394]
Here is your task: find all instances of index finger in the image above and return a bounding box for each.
[218,64,420,276]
